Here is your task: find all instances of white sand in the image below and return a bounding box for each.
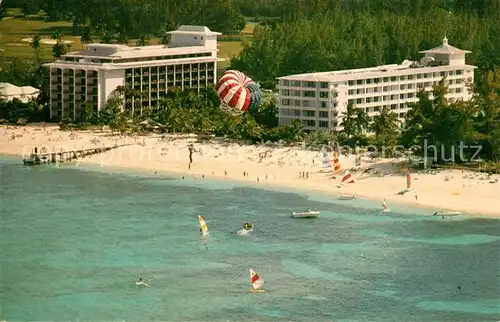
[2,125,499,217]
[21,38,74,45]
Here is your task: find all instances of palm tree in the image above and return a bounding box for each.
[354,108,370,136]
[80,27,92,50]
[30,33,41,60]
[340,102,357,138]
[136,36,150,46]
[51,29,62,43]
[371,107,400,156]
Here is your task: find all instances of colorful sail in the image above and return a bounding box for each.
[198,215,208,234]
[332,152,342,174]
[249,268,264,290]
[341,171,355,184]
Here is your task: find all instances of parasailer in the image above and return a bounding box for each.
[216,70,262,115]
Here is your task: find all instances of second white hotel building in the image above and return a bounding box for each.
[277,37,476,132]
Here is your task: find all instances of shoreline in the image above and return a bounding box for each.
[1,125,499,218]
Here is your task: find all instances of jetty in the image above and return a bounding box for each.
[22,144,130,165]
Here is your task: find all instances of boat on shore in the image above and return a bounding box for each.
[292,209,320,218]
[337,195,356,200]
[433,211,460,219]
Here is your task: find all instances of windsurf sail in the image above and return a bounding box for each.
[332,152,342,174]
[198,215,208,234]
[341,171,355,184]
[250,268,264,290]
[382,199,388,210]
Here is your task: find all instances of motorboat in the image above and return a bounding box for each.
[292,209,320,218]
[236,222,254,235]
[23,153,41,165]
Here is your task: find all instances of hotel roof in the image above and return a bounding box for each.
[63,45,212,59]
[167,25,221,36]
[419,37,471,54]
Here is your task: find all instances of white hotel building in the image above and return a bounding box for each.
[277,37,476,132]
[44,25,221,121]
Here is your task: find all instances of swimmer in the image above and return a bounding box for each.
[136,277,149,286]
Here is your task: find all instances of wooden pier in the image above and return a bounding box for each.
[22,144,130,165]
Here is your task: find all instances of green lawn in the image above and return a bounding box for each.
[0,10,253,62]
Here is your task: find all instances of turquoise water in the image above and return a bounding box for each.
[1,157,499,321]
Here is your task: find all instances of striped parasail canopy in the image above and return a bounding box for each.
[216,70,262,114]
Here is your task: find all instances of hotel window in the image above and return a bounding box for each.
[357,79,364,85]
[348,89,355,95]
[374,96,380,102]
[400,94,406,99]
[293,90,301,96]
[319,111,328,118]
[383,77,389,82]
[374,106,380,112]
[400,84,406,90]
[408,93,415,98]
[348,80,355,86]
[448,71,454,76]
[417,82,424,88]
[400,75,406,81]
[348,99,355,105]
[374,78,381,83]
[391,104,397,109]
[294,100,301,105]
[391,94,398,100]
[366,88,374,94]
[320,82,328,88]
[399,112,405,117]
[321,101,327,108]
[391,76,397,82]
[366,97,373,103]
[294,110,301,116]
[304,120,315,126]
[455,79,462,84]
[383,86,390,92]
[281,89,290,96]
[407,83,414,89]
[303,91,315,97]
[282,80,289,86]
[281,99,290,105]
[440,71,446,77]
[356,98,363,104]
[358,88,366,94]
[383,95,390,101]
[391,85,399,91]
[320,92,329,98]
[408,75,415,80]
[417,74,422,79]
[291,81,301,87]
[456,88,462,93]
[366,78,372,84]
[319,121,329,127]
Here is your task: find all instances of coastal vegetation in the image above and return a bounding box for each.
[0,0,499,165]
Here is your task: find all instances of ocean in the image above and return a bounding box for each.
[1,156,499,321]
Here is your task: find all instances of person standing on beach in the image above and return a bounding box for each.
[188,144,194,169]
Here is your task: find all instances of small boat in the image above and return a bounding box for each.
[249,268,265,293]
[433,211,460,219]
[198,215,209,236]
[381,199,391,213]
[236,222,254,235]
[337,195,356,200]
[23,154,41,165]
[292,209,320,218]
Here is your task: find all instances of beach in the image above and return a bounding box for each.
[1,124,499,217]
